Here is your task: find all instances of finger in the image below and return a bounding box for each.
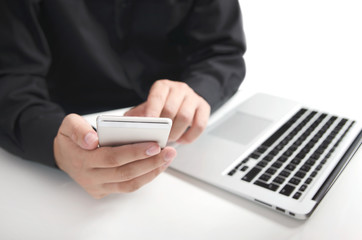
[144,80,170,117]
[88,142,161,168]
[102,167,164,194]
[101,149,176,193]
[91,147,176,183]
[168,96,196,142]
[160,87,185,120]
[59,114,98,150]
[178,101,210,143]
[124,102,147,116]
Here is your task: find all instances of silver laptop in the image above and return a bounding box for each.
[170,93,362,220]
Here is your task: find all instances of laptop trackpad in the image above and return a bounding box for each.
[209,112,272,145]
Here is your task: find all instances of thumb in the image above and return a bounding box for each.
[59,113,99,150]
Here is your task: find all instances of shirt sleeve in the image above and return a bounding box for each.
[0,1,65,167]
[178,0,246,111]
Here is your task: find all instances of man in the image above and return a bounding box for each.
[0,0,246,198]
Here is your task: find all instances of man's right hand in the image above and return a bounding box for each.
[53,114,176,199]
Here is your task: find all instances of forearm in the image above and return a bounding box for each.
[0,1,66,167]
[0,75,65,167]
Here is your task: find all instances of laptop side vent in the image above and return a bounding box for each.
[254,199,272,208]
[276,207,285,213]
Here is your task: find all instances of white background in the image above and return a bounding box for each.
[240,0,361,121]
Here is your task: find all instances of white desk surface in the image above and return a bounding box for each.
[1,1,361,239]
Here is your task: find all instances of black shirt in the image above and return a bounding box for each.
[0,0,246,167]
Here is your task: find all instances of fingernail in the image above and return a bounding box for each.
[84,132,97,146]
[146,145,160,156]
[164,151,176,162]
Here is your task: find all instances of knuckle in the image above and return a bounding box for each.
[63,114,78,127]
[154,79,168,88]
[107,155,119,167]
[124,143,143,160]
[178,82,189,90]
[117,168,134,182]
[202,99,211,111]
[178,111,193,124]
[182,138,193,144]
[71,122,82,136]
[181,133,196,144]
[123,181,142,193]
[203,101,211,113]
[162,104,176,117]
[62,113,74,123]
[152,94,164,104]
[103,149,120,167]
[194,118,208,131]
[160,79,171,84]
[77,174,96,188]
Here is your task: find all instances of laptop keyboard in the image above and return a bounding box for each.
[227,108,355,200]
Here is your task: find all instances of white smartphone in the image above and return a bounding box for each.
[96,115,172,148]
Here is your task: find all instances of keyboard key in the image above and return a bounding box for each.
[280,184,296,196]
[240,166,249,171]
[241,158,249,164]
[249,152,260,159]
[273,176,285,184]
[300,164,311,172]
[242,167,262,182]
[257,160,268,168]
[285,164,296,171]
[228,169,236,176]
[259,174,271,181]
[289,177,301,185]
[279,170,291,178]
[277,155,288,163]
[293,192,302,200]
[299,184,307,192]
[296,152,307,159]
[254,180,279,191]
[291,158,302,165]
[274,144,285,151]
[310,171,318,177]
[316,164,323,171]
[265,167,277,175]
[305,177,313,184]
[272,161,283,168]
[263,154,274,162]
[310,152,321,160]
[305,159,316,166]
[257,146,268,153]
[294,171,306,179]
[283,150,294,157]
[315,146,325,155]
